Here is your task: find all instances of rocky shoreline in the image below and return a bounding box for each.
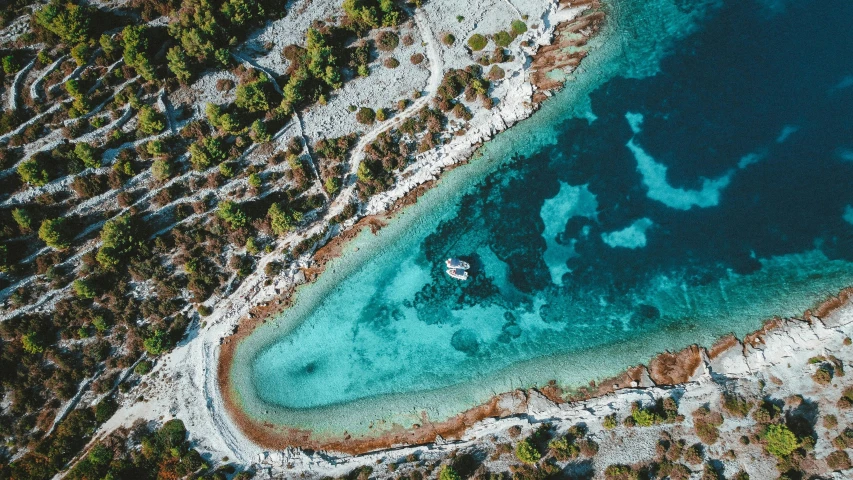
[216,0,607,456]
[238,287,853,478]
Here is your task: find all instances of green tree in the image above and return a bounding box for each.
[96,214,138,269]
[217,200,248,229]
[100,34,120,59]
[70,43,89,66]
[324,176,340,195]
[190,137,227,170]
[2,55,19,74]
[515,438,541,464]
[74,142,100,169]
[22,331,46,354]
[143,329,169,355]
[12,208,34,232]
[39,218,70,249]
[34,1,92,45]
[250,119,271,143]
[511,20,528,36]
[764,424,799,458]
[439,465,461,480]
[138,105,166,135]
[147,139,166,156]
[152,157,174,181]
[248,173,262,188]
[18,158,50,186]
[167,46,192,82]
[73,279,98,299]
[268,202,302,235]
[236,77,273,112]
[121,25,155,80]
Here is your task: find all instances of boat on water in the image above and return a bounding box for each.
[446,268,469,280]
[445,258,470,270]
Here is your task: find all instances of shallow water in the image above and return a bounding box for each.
[230,0,853,436]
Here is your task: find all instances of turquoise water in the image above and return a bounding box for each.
[230,0,853,436]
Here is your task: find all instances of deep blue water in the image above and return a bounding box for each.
[231,0,853,435]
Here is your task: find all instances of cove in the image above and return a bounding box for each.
[228,0,853,437]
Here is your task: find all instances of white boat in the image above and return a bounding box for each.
[445,258,470,270]
[446,268,469,280]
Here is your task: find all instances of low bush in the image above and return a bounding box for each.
[467,34,487,51]
[493,30,513,47]
[827,449,852,471]
[356,107,376,125]
[377,31,399,51]
[515,437,541,464]
[722,393,752,417]
[603,464,638,480]
[763,424,799,458]
[511,20,528,36]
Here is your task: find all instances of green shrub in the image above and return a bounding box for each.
[377,31,399,51]
[467,34,488,51]
[631,406,656,427]
[603,464,638,480]
[548,436,579,461]
[493,30,513,47]
[167,46,192,82]
[511,20,528,36]
[198,305,213,317]
[722,393,752,417]
[39,218,70,249]
[34,1,92,45]
[763,424,799,458]
[603,414,618,429]
[189,137,227,170]
[324,176,341,195]
[134,360,153,375]
[356,107,376,125]
[92,315,110,333]
[251,119,271,143]
[515,437,541,464]
[443,33,455,46]
[94,397,117,423]
[219,162,236,178]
